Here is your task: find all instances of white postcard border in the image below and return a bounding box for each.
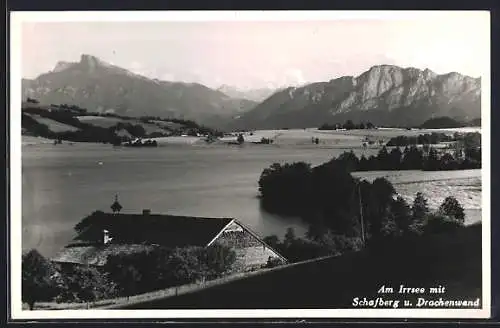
[9,10,492,320]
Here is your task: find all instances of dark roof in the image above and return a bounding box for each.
[74,212,234,248]
[52,244,156,266]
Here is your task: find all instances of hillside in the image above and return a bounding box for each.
[420,116,481,129]
[228,65,481,130]
[22,54,257,128]
[122,223,482,309]
[21,102,222,144]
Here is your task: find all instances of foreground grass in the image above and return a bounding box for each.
[122,223,482,309]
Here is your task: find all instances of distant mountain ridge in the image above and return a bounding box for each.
[22,54,257,127]
[217,85,277,102]
[227,65,481,130]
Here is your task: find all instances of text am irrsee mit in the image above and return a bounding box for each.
[377,284,446,294]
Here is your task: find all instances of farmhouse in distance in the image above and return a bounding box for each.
[51,198,288,274]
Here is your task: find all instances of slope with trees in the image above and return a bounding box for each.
[22,103,224,144]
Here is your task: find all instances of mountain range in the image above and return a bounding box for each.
[228,65,481,130]
[22,55,481,130]
[22,54,257,127]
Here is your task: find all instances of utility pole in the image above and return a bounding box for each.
[358,183,365,246]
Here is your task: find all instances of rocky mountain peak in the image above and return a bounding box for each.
[52,61,76,73]
[80,54,100,64]
[78,54,115,73]
[230,64,481,130]
[21,56,258,127]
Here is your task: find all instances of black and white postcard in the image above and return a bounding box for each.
[10,10,491,319]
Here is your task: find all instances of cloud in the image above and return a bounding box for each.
[128,61,151,76]
[160,72,176,81]
[282,68,306,87]
[129,61,143,71]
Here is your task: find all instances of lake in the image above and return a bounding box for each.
[21,141,482,258]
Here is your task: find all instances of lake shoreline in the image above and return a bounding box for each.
[21,132,482,258]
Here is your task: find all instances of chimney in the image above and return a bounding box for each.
[142,209,151,215]
[103,229,112,245]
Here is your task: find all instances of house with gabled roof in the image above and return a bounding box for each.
[51,208,288,273]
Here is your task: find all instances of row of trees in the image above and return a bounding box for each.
[138,115,224,137]
[386,132,454,147]
[319,120,376,131]
[420,116,467,129]
[258,158,468,238]
[22,113,123,144]
[331,142,480,172]
[101,244,236,297]
[111,122,148,138]
[22,244,236,309]
[262,188,466,263]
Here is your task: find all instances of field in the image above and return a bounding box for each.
[76,115,169,135]
[150,136,203,145]
[150,120,184,130]
[26,114,80,133]
[22,136,55,146]
[123,223,482,309]
[219,127,479,148]
[76,115,129,128]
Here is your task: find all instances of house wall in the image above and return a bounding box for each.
[213,221,285,272]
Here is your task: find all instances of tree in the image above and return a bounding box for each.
[390,196,412,234]
[388,147,403,170]
[343,120,355,130]
[263,235,280,249]
[425,147,440,171]
[402,145,423,170]
[125,124,146,138]
[439,152,459,170]
[411,192,429,232]
[337,151,359,172]
[284,228,297,247]
[159,247,204,286]
[376,146,390,170]
[422,212,463,234]
[258,162,313,215]
[104,253,144,297]
[58,265,118,303]
[358,155,369,171]
[26,97,39,104]
[365,178,396,240]
[22,249,60,310]
[438,196,465,225]
[199,244,237,279]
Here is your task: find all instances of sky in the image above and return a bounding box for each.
[19,11,490,90]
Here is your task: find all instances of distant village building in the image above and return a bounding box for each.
[51,209,287,273]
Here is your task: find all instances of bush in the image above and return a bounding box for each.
[263,256,285,269]
[198,244,237,279]
[237,134,245,144]
[103,245,237,297]
[266,228,362,263]
[56,266,118,303]
[438,196,465,225]
[423,213,463,234]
